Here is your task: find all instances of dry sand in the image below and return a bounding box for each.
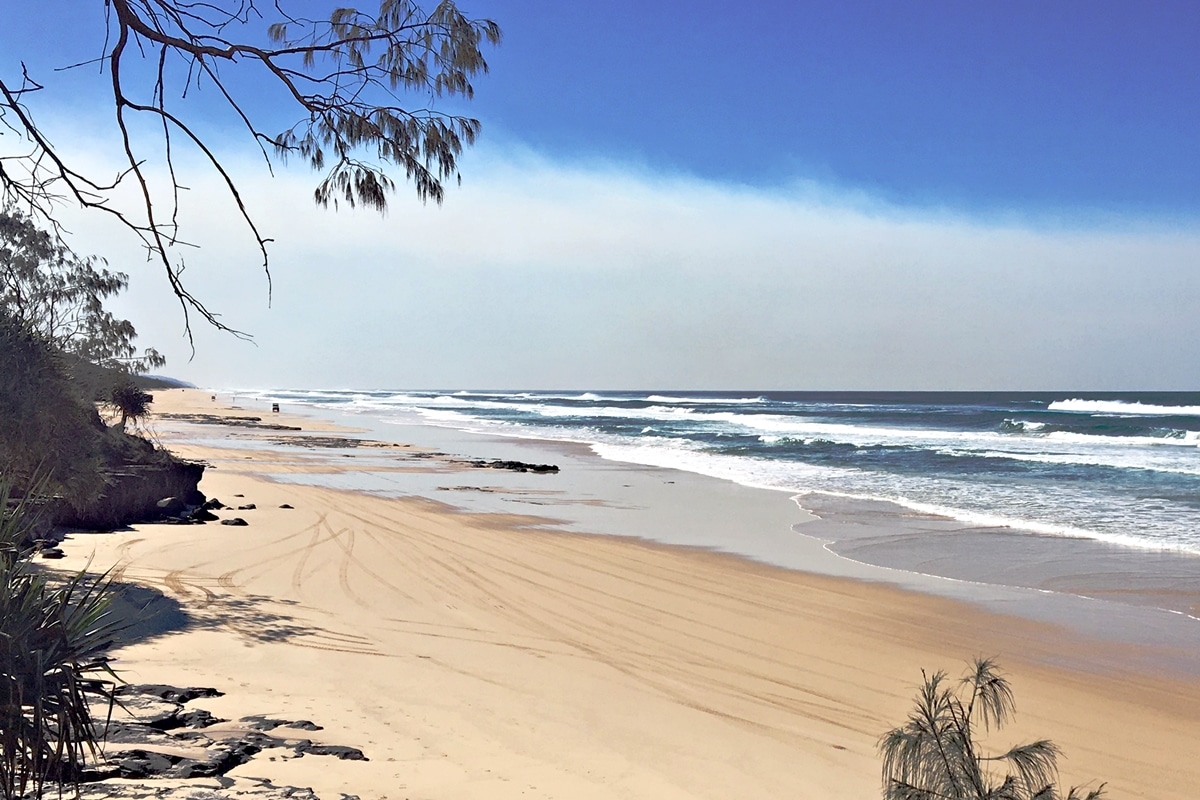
[57,389,1200,799]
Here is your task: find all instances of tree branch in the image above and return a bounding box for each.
[0,0,500,344]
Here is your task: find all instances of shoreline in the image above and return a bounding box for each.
[57,389,1200,798]
[233,391,1200,675]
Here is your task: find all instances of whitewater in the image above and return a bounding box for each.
[247,390,1200,555]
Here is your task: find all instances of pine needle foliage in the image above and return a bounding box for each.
[879,658,1106,800]
[0,1,502,339]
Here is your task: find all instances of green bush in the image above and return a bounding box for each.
[107,382,153,432]
[0,311,105,507]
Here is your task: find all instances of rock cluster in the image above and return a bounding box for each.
[150,496,263,529]
[467,459,560,474]
[85,684,366,788]
[157,413,302,432]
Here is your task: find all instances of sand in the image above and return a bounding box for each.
[56,389,1200,799]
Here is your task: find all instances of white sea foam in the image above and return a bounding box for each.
[1045,430,1200,448]
[413,407,475,423]
[1001,419,1048,433]
[644,394,764,405]
[588,440,839,493]
[453,390,622,403]
[532,404,696,420]
[1049,398,1200,416]
[855,496,1199,553]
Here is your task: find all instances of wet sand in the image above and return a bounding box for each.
[800,492,1200,619]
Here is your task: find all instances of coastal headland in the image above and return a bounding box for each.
[58,389,1200,799]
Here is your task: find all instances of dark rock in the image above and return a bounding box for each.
[177,708,224,728]
[169,758,214,779]
[244,731,291,749]
[204,497,226,510]
[105,696,181,728]
[89,685,368,788]
[298,744,367,761]
[80,779,321,799]
[270,435,366,449]
[99,721,176,746]
[220,517,249,526]
[39,547,65,559]
[116,684,223,704]
[173,740,260,777]
[190,508,219,522]
[115,749,179,779]
[241,715,322,732]
[279,503,294,509]
[111,741,261,779]
[156,496,187,515]
[237,503,257,510]
[470,459,560,474]
[289,720,322,731]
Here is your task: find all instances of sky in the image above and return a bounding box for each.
[2,1,1199,390]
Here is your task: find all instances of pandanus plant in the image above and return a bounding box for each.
[879,657,1105,800]
[0,479,122,799]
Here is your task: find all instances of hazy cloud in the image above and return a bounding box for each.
[35,143,1200,390]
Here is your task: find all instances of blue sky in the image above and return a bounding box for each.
[466,0,1200,216]
[2,2,1199,389]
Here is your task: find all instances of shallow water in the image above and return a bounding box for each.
[245,390,1200,554]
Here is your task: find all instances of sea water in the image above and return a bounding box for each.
[245,390,1200,557]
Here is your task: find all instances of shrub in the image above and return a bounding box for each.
[107,382,153,432]
[0,311,105,507]
[0,479,122,799]
[879,657,1105,800]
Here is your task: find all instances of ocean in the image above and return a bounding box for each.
[249,390,1200,557]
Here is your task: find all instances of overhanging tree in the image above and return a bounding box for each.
[0,1,501,337]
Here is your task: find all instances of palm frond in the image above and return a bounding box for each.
[1065,783,1106,800]
[881,658,1104,800]
[0,476,123,797]
[998,739,1061,796]
[962,657,1015,732]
